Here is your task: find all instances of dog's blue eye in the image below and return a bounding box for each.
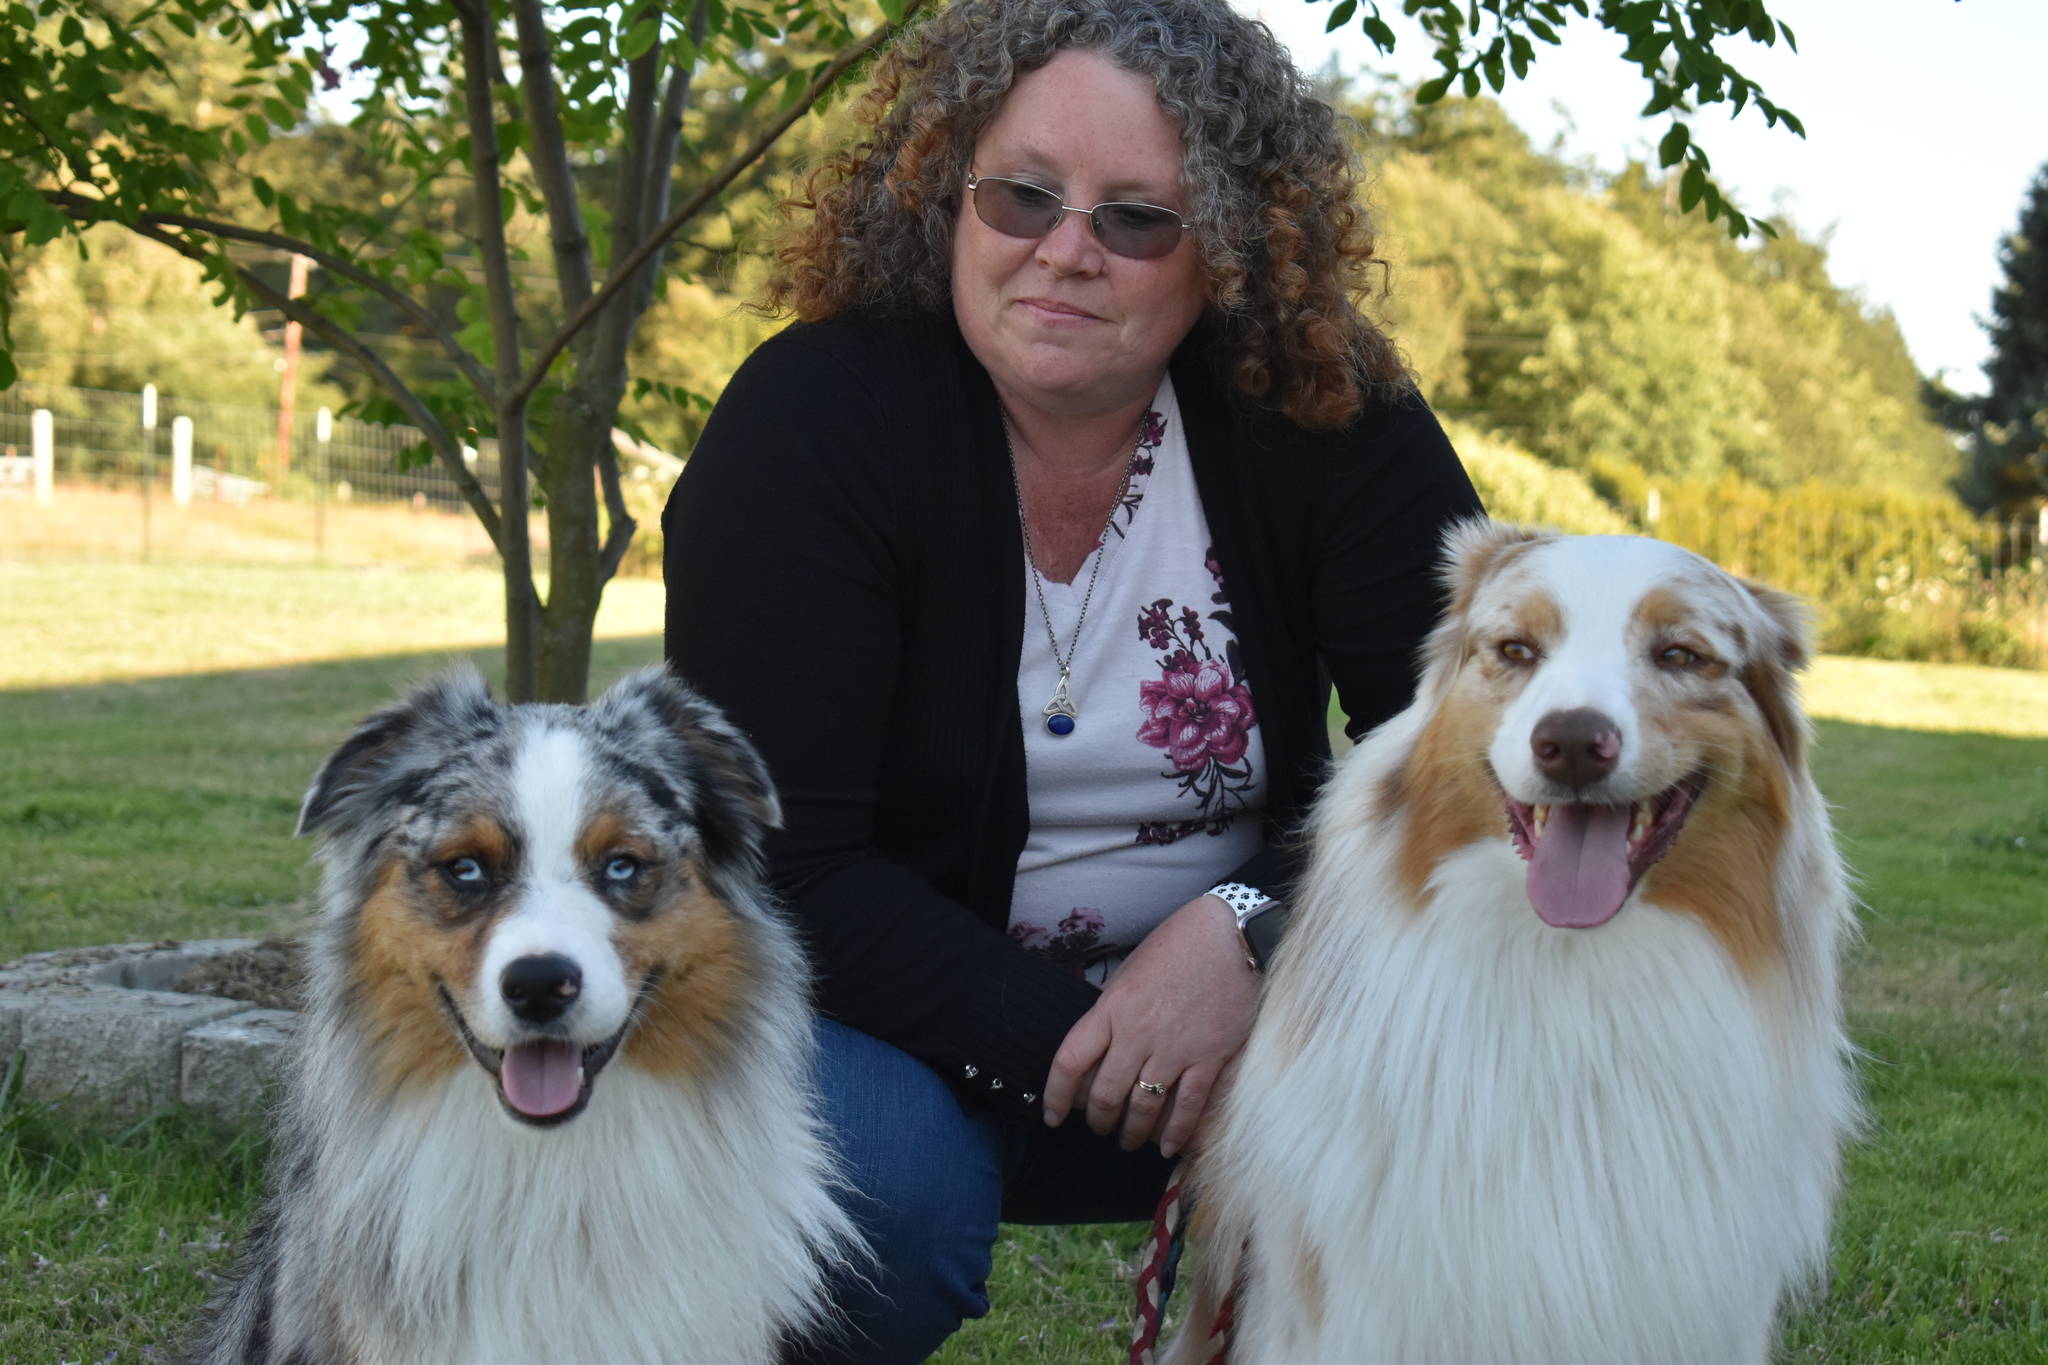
[444,856,487,887]
[1658,645,1702,668]
[605,855,641,883]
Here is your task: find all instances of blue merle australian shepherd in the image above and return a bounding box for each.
[184,667,859,1364]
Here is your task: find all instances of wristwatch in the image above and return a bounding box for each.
[1207,881,1290,972]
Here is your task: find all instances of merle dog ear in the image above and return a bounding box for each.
[1737,578,1815,765]
[601,668,783,875]
[297,667,497,838]
[1414,518,1553,692]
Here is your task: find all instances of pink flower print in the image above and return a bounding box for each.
[1137,656,1256,773]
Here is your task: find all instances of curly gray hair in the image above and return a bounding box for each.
[770,0,1406,427]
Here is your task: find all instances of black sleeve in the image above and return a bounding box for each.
[1314,392,1483,743]
[663,329,1098,1119]
[1221,391,1482,900]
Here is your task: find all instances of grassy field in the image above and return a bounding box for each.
[3,560,2045,1360]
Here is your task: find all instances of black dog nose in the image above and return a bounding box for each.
[500,954,582,1024]
[1531,708,1622,790]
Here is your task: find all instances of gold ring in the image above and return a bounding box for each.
[1134,1079,1170,1096]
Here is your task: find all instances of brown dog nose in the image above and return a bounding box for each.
[1531,708,1622,790]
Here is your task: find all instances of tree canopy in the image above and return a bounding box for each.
[2,0,1933,699]
[1931,162,2048,517]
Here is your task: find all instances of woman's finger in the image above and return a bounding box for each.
[1084,1036,1148,1136]
[1117,1060,1174,1151]
[1043,1006,1112,1127]
[1155,1062,1215,1159]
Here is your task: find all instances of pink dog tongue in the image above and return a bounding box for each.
[1527,804,1633,928]
[500,1040,582,1117]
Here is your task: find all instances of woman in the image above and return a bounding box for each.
[663,1,1481,1359]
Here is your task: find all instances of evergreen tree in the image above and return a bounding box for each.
[1934,163,2048,516]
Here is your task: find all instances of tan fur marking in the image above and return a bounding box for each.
[618,880,755,1077]
[1445,524,1550,620]
[1632,586,1690,639]
[1512,588,1563,646]
[352,860,473,1095]
[574,808,652,871]
[429,816,512,874]
[1641,724,1790,976]
[1293,1232,1329,1334]
[1395,689,1504,906]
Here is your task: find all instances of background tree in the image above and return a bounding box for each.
[2,0,1828,700]
[2,0,922,702]
[1931,162,2048,518]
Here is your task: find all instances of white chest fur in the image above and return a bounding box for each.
[274,1063,847,1365]
[1206,802,1854,1365]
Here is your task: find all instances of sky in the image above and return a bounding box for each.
[1240,0,2048,391]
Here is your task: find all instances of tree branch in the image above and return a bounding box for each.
[453,0,540,698]
[594,435,636,585]
[512,2,922,408]
[45,189,498,405]
[126,219,512,558]
[511,0,595,312]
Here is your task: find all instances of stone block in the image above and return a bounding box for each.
[181,1009,299,1122]
[18,989,249,1120]
[81,939,259,991]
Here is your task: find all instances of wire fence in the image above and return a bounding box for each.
[2,380,2042,664]
[0,381,516,568]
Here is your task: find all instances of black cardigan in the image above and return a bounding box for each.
[663,311,1480,1135]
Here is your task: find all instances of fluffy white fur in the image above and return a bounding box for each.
[184,668,859,1365]
[1168,527,1859,1365]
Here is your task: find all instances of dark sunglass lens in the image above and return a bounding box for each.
[976,179,1062,238]
[1093,203,1184,259]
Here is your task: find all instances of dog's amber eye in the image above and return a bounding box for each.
[442,856,489,890]
[1498,640,1537,664]
[1657,645,1702,669]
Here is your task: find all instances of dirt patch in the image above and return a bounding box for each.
[174,938,307,1012]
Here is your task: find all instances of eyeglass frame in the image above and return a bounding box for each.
[964,172,1194,259]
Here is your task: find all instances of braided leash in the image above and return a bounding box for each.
[1127,1166,1235,1365]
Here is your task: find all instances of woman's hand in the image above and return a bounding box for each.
[1040,893,1258,1159]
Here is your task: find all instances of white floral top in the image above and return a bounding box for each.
[1009,376,1267,983]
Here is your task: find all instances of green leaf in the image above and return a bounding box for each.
[1415,73,1454,104]
[1326,0,1357,33]
[620,16,659,61]
[1482,51,1504,92]
[1363,15,1397,51]
[876,0,905,21]
[1657,122,1689,169]
[1460,67,1479,98]
[0,349,14,391]
[1679,162,1706,213]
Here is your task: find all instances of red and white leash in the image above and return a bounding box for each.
[1127,1164,1235,1365]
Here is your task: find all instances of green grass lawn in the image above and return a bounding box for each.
[3,560,2045,1360]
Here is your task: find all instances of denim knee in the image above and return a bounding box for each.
[791,1019,1003,1365]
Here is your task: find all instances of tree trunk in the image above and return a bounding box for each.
[532,387,616,702]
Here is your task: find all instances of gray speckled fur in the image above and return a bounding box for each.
[180,666,858,1365]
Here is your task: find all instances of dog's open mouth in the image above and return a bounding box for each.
[436,973,661,1127]
[1503,773,1705,929]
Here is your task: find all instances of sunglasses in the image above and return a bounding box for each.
[966,173,1192,261]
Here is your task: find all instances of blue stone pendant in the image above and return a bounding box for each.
[1042,669,1078,737]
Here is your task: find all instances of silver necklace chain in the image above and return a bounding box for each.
[1002,410,1143,735]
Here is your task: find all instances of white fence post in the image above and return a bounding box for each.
[31,408,54,507]
[171,416,194,506]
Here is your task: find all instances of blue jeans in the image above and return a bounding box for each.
[790,1019,1174,1364]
